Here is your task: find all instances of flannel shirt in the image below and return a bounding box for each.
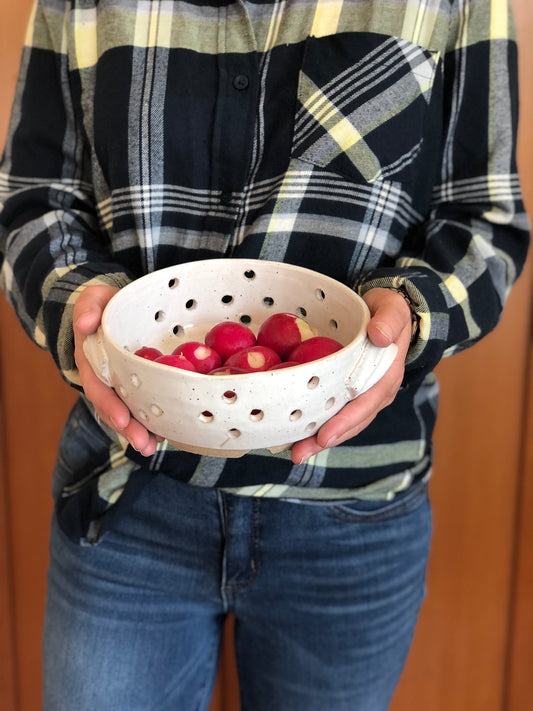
[0,0,529,534]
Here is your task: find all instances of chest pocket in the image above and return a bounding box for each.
[291,32,440,184]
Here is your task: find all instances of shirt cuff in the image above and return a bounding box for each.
[355,267,449,381]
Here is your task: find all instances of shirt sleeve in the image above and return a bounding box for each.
[356,0,529,382]
[0,0,132,388]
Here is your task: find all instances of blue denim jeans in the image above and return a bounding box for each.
[43,471,431,711]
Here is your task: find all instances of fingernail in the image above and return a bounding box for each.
[375,323,393,342]
[110,416,126,433]
[324,436,337,449]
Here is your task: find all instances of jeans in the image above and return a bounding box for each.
[43,471,431,711]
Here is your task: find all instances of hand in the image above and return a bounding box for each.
[290,288,413,465]
[73,284,161,457]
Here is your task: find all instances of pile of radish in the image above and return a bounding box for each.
[134,312,343,374]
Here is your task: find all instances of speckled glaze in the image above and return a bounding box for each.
[84,259,397,456]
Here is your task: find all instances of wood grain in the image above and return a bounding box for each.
[505,307,533,711]
[503,0,533,706]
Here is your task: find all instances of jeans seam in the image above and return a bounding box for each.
[195,626,224,711]
[220,497,262,597]
[326,481,428,523]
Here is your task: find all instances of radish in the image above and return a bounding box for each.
[134,346,163,361]
[288,336,343,363]
[208,366,249,376]
[269,361,301,370]
[257,312,317,360]
[224,345,281,372]
[204,321,256,361]
[172,341,221,374]
[154,353,198,371]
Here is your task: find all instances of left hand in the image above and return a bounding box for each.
[290,287,414,465]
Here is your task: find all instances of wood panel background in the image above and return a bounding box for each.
[0,2,531,710]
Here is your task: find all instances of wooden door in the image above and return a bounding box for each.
[0,2,531,711]
[1,6,64,711]
[390,3,533,707]
[501,2,533,708]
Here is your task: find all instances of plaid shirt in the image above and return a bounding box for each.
[0,0,529,531]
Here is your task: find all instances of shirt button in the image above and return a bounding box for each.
[233,74,249,90]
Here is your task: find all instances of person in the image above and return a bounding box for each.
[0,1,529,709]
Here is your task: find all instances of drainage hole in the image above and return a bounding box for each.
[289,409,302,422]
[223,390,238,404]
[240,314,252,325]
[185,299,197,310]
[221,294,233,304]
[329,319,338,330]
[168,278,179,289]
[172,324,184,336]
[307,376,320,389]
[263,296,274,307]
[244,270,256,280]
[154,310,165,322]
[315,288,326,301]
[305,421,317,434]
[325,397,336,410]
[228,428,241,439]
[250,409,264,422]
[296,306,307,318]
[199,411,214,423]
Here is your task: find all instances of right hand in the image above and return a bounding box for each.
[73,284,161,457]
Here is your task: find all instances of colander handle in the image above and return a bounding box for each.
[83,328,113,387]
[346,340,398,398]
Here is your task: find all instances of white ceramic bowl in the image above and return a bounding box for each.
[84,259,397,456]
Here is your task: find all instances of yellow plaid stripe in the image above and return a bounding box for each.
[298,73,381,182]
[24,0,514,65]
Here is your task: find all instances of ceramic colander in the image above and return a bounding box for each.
[83,259,397,456]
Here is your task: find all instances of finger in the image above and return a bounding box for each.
[72,286,159,456]
[290,391,375,464]
[291,408,378,465]
[77,357,132,431]
[82,369,159,455]
[121,418,160,456]
[290,351,406,465]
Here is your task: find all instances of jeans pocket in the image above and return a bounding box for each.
[291,32,440,184]
[325,473,429,523]
[52,398,115,500]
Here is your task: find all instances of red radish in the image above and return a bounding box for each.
[257,312,317,360]
[224,346,281,372]
[172,341,222,374]
[154,353,198,371]
[208,366,248,376]
[204,321,256,361]
[288,336,343,363]
[134,346,163,361]
[269,361,300,370]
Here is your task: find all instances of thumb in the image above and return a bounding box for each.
[363,289,412,348]
[73,285,119,336]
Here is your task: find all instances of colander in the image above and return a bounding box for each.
[83,259,397,457]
